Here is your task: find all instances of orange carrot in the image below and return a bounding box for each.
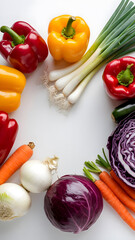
[110,169,135,199]
[83,167,135,231]
[95,179,135,231]
[0,142,35,184]
[85,160,135,212]
[99,171,135,212]
[96,149,135,199]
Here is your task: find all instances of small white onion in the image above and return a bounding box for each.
[20,157,58,193]
[0,183,31,221]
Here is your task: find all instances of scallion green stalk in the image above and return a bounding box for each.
[46,0,135,109]
[49,0,129,81]
[68,44,135,104]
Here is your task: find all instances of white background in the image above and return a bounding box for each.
[0,0,135,239]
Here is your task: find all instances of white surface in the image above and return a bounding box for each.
[0,0,135,239]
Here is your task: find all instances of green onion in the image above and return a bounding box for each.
[45,0,135,109]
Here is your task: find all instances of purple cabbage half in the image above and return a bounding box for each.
[44,175,103,234]
[107,111,135,188]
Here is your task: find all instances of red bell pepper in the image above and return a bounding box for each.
[103,56,135,100]
[0,21,48,73]
[0,111,18,165]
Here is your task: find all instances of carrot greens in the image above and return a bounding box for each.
[83,160,135,230]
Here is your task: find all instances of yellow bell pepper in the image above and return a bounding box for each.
[48,15,90,63]
[0,65,26,113]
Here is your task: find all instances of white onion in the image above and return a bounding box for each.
[0,183,31,221]
[20,156,58,193]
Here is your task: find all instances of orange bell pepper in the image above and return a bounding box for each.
[48,15,90,63]
[0,65,26,113]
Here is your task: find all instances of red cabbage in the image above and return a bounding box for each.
[44,175,103,234]
[107,111,135,188]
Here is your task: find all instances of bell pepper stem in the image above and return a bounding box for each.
[117,64,134,87]
[0,26,25,46]
[61,16,76,38]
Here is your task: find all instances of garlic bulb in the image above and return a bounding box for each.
[0,183,31,221]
